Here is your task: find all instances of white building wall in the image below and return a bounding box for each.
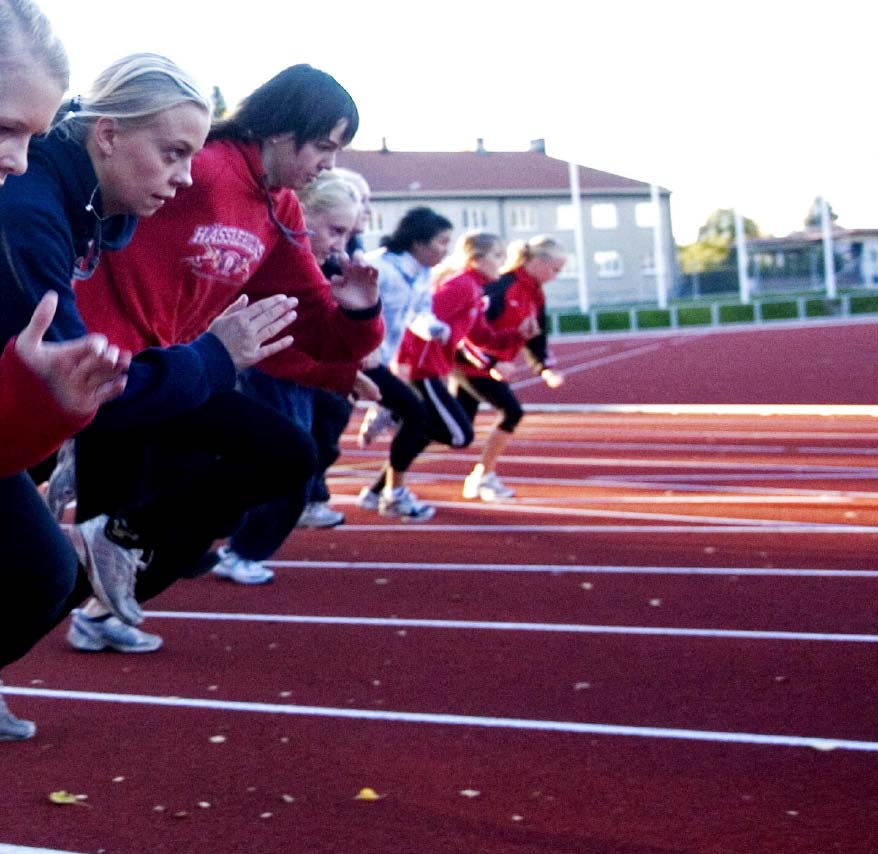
[362,191,678,311]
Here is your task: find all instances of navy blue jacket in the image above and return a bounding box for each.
[0,128,236,430]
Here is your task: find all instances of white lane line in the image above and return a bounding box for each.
[511,403,878,416]
[3,686,874,753]
[510,495,853,506]
[141,611,878,643]
[335,493,863,530]
[325,523,878,534]
[346,448,878,476]
[600,472,878,483]
[511,342,667,390]
[268,560,878,578]
[0,847,86,854]
[332,468,878,497]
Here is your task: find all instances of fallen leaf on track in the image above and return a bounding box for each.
[48,791,90,807]
[355,787,383,801]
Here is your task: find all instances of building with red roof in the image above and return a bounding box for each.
[337,139,679,310]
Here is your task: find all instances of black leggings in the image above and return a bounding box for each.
[452,371,524,434]
[75,390,317,601]
[363,367,474,493]
[0,474,91,669]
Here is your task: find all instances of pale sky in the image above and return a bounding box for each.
[37,0,876,244]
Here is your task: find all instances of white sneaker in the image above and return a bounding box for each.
[211,546,274,585]
[0,680,35,742]
[378,487,436,521]
[69,515,144,626]
[357,486,380,511]
[45,439,76,520]
[357,406,398,448]
[462,469,482,500]
[67,609,163,653]
[478,472,515,501]
[463,470,515,502]
[297,501,345,528]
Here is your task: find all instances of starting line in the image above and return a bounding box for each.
[5,685,876,753]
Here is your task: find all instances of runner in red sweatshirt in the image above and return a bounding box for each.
[452,235,567,502]
[395,231,536,470]
[65,66,383,643]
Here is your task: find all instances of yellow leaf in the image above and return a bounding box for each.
[48,791,89,807]
[354,787,382,801]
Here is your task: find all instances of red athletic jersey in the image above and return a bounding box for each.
[75,140,382,394]
[457,266,546,377]
[0,339,92,477]
[396,268,522,381]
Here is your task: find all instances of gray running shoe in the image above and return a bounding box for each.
[378,487,436,521]
[69,515,144,626]
[211,546,274,585]
[296,501,345,528]
[67,608,162,653]
[45,439,76,520]
[357,486,380,511]
[0,681,35,742]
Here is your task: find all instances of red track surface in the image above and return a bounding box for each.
[2,321,877,853]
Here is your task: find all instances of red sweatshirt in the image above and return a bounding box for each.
[457,267,547,378]
[75,140,383,394]
[0,338,92,477]
[396,268,522,381]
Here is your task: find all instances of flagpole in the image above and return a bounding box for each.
[568,159,589,313]
[650,184,668,309]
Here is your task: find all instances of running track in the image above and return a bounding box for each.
[1,321,877,853]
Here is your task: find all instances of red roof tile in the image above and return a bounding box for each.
[335,149,651,195]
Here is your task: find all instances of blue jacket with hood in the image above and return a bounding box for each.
[0,128,236,431]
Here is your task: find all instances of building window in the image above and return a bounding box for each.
[641,253,656,275]
[462,208,488,229]
[594,250,623,277]
[635,202,657,228]
[363,209,384,235]
[509,206,535,231]
[590,203,618,229]
[556,204,576,230]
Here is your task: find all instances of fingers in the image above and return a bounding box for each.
[17,291,58,351]
[218,294,250,317]
[254,334,295,360]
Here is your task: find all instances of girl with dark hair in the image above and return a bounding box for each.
[355,207,453,520]
[67,63,381,638]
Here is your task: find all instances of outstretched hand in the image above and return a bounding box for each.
[15,291,131,416]
[329,256,379,311]
[541,368,565,389]
[208,294,298,371]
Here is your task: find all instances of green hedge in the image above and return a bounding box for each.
[596,311,631,332]
[851,295,878,314]
[558,313,592,333]
[676,306,712,326]
[804,299,841,317]
[718,304,755,323]
[636,309,672,329]
[760,301,798,321]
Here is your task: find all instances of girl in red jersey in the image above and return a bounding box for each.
[452,235,566,502]
[394,230,537,486]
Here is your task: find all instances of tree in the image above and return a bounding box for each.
[677,209,761,275]
[211,85,227,120]
[804,197,838,230]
